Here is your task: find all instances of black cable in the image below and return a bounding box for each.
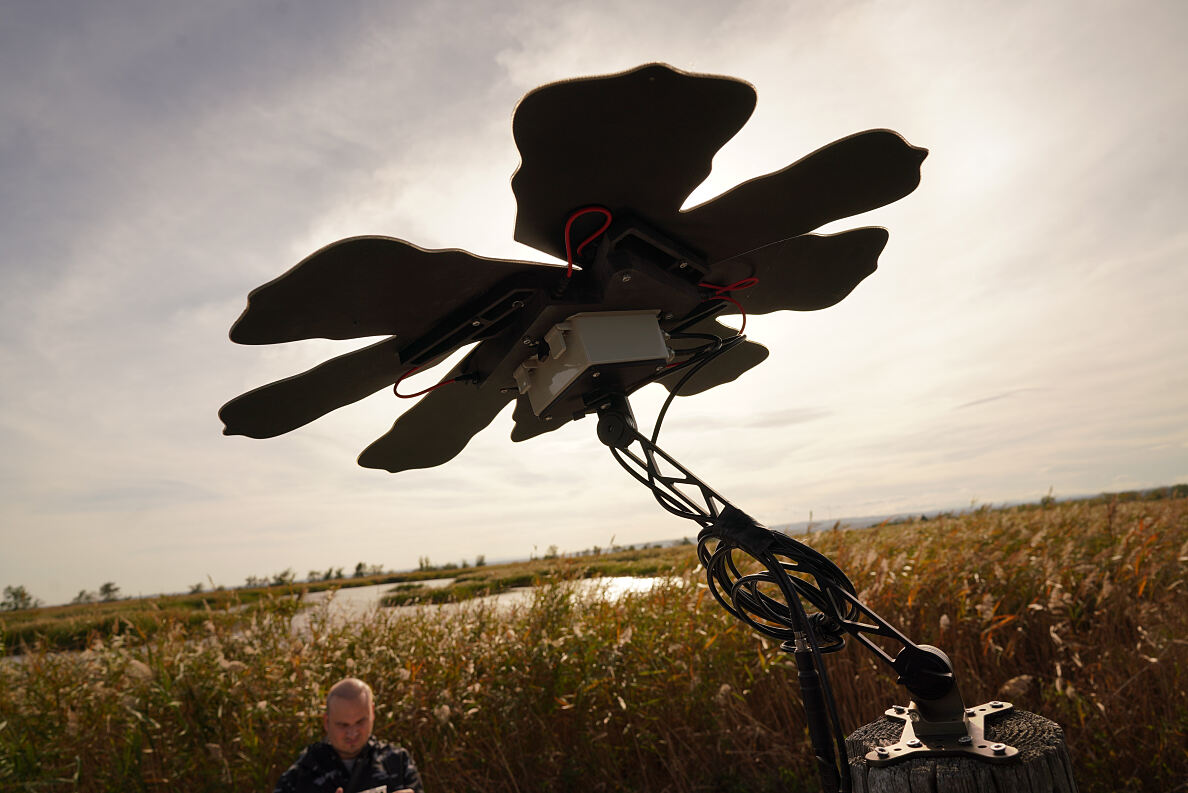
[651,333,744,445]
[609,445,705,522]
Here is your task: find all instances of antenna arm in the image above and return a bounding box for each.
[594,394,964,710]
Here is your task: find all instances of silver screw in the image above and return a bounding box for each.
[511,300,525,309]
[965,709,975,717]
[471,320,482,327]
[992,744,1007,755]
[591,371,601,378]
[957,736,972,745]
[906,739,922,748]
[522,336,535,346]
[875,747,889,757]
[663,313,673,320]
[620,273,632,283]
[990,701,1004,708]
[678,262,688,269]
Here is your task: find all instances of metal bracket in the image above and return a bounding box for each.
[865,700,1020,766]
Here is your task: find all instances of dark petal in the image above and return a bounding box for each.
[701,227,888,314]
[512,63,756,260]
[509,395,568,443]
[658,318,769,397]
[357,357,514,473]
[229,236,560,344]
[669,130,927,263]
[219,337,410,438]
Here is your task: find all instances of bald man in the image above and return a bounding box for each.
[273,677,424,793]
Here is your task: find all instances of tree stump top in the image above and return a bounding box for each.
[846,707,1077,793]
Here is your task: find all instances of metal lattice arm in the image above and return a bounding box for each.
[595,395,960,703]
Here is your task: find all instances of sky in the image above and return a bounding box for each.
[2,0,1185,606]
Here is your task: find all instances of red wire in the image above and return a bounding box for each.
[564,207,613,278]
[697,277,759,335]
[393,363,456,399]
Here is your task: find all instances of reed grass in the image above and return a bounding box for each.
[1,495,1184,792]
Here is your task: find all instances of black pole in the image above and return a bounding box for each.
[786,633,842,793]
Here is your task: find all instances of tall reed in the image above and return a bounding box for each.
[1,496,1184,792]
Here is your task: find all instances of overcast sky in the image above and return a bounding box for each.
[2,1,1185,606]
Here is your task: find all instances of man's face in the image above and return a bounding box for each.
[324,694,374,761]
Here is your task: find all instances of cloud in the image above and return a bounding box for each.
[955,389,1046,410]
[3,0,1187,604]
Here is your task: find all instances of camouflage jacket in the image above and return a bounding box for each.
[273,736,424,793]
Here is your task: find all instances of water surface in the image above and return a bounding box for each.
[291,576,673,632]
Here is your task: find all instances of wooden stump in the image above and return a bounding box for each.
[846,708,1077,793]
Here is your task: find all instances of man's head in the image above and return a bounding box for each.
[323,677,375,761]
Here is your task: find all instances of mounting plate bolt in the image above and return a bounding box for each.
[992,743,1007,755]
[906,739,922,748]
[957,735,972,745]
[471,320,482,327]
[892,706,907,715]
[620,273,632,283]
[990,701,1004,708]
[965,709,976,717]
[522,336,535,346]
[511,300,525,309]
[875,747,889,757]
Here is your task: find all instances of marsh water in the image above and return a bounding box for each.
[290,576,674,632]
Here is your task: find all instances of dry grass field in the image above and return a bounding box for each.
[2,491,1185,792]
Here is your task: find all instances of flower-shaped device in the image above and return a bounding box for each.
[220,63,926,473]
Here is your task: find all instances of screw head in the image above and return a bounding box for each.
[892,706,907,714]
[875,747,889,756]
[591,371,600,378]
[511,300,525,309]
[992,743,1007,755]
[678,262,688,269]
[620,273,632,283]
[906,738,922,748]
[499,387,516,394]
[990,701,1004,708]
[957,735,972,745]
[521,336,535,346]
[965,709,976,717]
